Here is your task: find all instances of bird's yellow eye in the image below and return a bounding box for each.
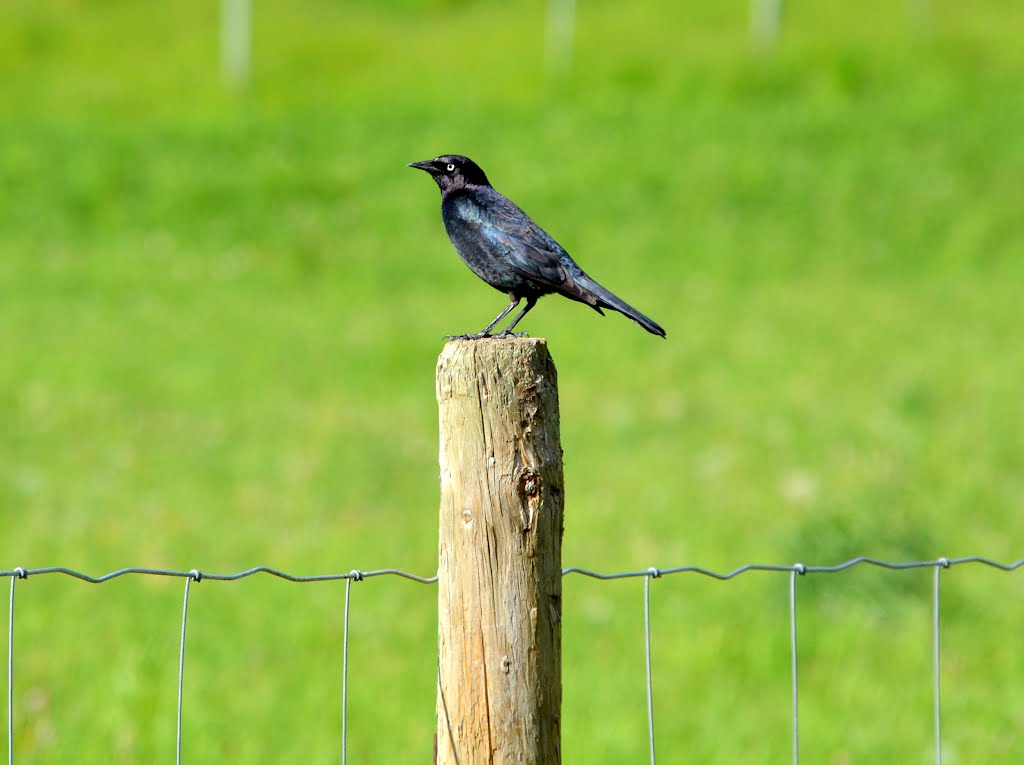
[446,163,456,172]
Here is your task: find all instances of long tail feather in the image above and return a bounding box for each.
[574,274,666,338]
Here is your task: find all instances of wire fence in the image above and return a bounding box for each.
[5,556,1023,765]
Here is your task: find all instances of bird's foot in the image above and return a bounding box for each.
[443,332,492,341]
[443,330,529,341]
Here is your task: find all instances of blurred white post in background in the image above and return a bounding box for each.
[546,0,575,76]
[750,0,784,49]
[907,0,932,31]
[221,0,251,86]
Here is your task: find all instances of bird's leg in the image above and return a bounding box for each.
[445,298,520,340]
[495,296,537,337]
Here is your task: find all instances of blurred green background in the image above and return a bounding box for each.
[2,0,1022,761]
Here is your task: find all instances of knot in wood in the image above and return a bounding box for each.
[517,467,543,533]
[514,378,541,406]
[518,468,543,502]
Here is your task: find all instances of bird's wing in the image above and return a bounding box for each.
[468,192,582,291]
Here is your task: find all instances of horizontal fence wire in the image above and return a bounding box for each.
[4,555,1022,585]
[5,556,1023,765]
[0,566,438,584]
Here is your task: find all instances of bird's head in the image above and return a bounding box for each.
[408,154,491,194]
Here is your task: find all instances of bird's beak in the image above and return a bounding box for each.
[408,159,436,173]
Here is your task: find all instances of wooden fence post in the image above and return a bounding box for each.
[436,338,564,765]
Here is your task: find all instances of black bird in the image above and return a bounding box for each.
[409,154,666,339]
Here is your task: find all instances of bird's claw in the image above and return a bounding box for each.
[442,330,528,341]
[443,332,492,341]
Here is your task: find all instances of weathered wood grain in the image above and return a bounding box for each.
[436,338,564,765]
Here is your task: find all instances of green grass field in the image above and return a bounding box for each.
[2,0,1023,761]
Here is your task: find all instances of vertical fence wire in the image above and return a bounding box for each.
[7,571,22,765]
[437,663,462,765]
[341,572,360,765]
[177,572,199,765]
[790,565,804,765]
[933,560,947,765]
[644,569,659,765]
